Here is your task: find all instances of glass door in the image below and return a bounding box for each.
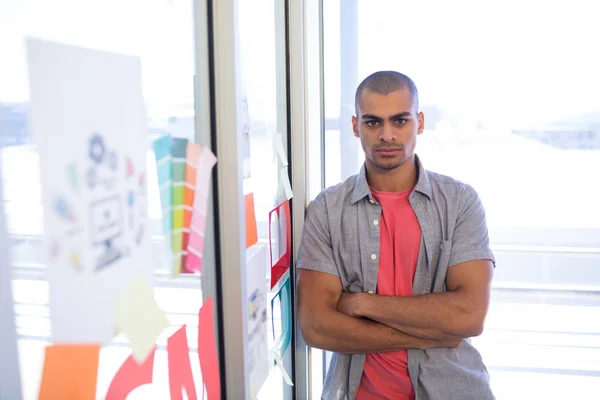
[238,0,295,398]
[210,0,297,398]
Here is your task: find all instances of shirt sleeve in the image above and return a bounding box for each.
[296,194,340,276]
[449,184,496,268]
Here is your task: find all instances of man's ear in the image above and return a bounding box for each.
[352,116,359,138]
[417,112,425,135]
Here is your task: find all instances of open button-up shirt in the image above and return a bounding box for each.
[297,155,496,400]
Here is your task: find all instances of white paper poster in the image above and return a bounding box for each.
[26,38,153,343]
[246,244,269,396]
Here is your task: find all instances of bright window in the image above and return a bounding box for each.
[321,0,600,398]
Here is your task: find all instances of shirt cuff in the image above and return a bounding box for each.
[449,249,496,268]
[296,259,340,277]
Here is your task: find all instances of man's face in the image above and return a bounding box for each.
[352,88,424,171]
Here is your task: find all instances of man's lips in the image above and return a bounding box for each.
[375,147,402,154]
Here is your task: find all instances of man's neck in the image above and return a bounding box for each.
[366,155,418,193]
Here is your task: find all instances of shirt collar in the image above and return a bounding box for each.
[350,154,432,204]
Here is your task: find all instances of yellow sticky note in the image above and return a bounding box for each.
[114,273,169,364]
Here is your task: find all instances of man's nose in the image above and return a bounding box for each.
[379,123,396,142]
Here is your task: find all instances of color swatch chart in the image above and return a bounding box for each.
[152,135,217,276]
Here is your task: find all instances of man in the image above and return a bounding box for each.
[297,71,495,400]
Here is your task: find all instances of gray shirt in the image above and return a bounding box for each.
[297,155,496,400]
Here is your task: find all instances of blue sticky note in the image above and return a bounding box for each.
[271,276,292,358]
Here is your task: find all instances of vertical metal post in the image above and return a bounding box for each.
[192,0,226,395]
[210,0,249,398]
[288,0,309,397]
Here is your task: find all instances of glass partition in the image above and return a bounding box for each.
[0,0,215,398]
[237,0,295,398]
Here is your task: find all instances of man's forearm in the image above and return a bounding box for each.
[302,307,458,354]
[356,291,484,340]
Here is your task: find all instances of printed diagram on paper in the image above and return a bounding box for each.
[50,132,147,274]
[85,133,147,270]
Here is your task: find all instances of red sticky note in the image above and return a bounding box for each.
[245,193,258,248]
[198,298,221,400]
[168,326,198,400]
[105,347,155,400]
[38,344,100,400]
[269,200,291,289]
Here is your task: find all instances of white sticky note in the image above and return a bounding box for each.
[274,133,288,166]
[275,350,294,386]
[280,168,293,200]
[246,245,269,395]
[114,274,169,364]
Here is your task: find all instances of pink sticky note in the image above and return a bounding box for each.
[167,326,198,400]
[198,298,220,400]
[185,148,216,274]
[106,348,155,400]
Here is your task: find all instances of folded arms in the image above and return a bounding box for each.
[297,259,493,353]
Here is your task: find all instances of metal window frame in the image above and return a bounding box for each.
[288,1,308,398]
[289,0,326,399]
[207,0,250,398]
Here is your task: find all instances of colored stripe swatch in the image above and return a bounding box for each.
[171,138,188,275]
[186,147,217,274]
[152,134,217,276]
[183,142,203,272]
[152,135,172,252]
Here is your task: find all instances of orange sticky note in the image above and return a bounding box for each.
[38,344,100,400]
[245,193,258,248]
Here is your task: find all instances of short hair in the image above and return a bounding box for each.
[354,71,419,116]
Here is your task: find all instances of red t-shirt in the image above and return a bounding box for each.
[356,188,422,400]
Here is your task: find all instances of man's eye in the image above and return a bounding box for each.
[395,119,407,125]
[366,120,378,127]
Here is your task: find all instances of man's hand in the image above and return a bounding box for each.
[336,291,365,317]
